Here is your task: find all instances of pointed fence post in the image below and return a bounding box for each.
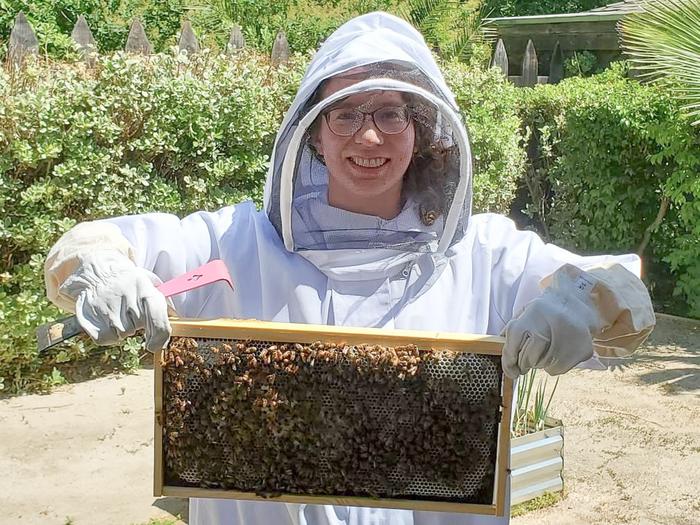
[178,20,200,55]
[491,39,509,77]
[7,12,39,69]
[271,31,289,67]
[226,25,245,55]
[521,40,538,87]
[71,15,97,66]
[125,18,152,55]
[548,41,564,84]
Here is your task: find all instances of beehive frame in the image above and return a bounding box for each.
[154,318,512,516]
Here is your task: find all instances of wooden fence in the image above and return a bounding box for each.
[6,11,560,87]
[4,12,290,69]
[491,38,564,86]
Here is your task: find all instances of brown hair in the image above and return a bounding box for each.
[402,113,457,226]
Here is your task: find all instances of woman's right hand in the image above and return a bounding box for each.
[59,250,171,352]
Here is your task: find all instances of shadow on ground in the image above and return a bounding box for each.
[153,497,189,523]
[599,314,699,394]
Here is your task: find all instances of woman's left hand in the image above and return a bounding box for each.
[502,265,604,379]
[502,289,598,379]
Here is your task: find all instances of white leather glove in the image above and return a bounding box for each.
[59,250,171,352]
[502,265,604,379]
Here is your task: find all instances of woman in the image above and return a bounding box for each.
[44,12,654,525]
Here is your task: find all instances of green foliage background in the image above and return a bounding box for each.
[444,62,525,212]
[0,51,523,395]
[0,0,400,58]
[0,50,302,393]
[0,0,189,56]
[488,0,610,17]
[0,0,608,60]
[519,64,700,318]
[0,1,698,396]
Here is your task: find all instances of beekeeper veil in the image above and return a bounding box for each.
[264,12,472,267]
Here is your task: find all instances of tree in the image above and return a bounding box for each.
[400,0,496,64]
[619,0,700,125]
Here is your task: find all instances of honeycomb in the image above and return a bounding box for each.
[161,336,503,505]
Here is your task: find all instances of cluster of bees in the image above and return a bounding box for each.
[162,336,503,504]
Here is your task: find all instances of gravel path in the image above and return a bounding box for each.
[1,315,697,525]
[513,314,700,525]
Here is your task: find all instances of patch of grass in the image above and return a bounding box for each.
[510,490,564,517]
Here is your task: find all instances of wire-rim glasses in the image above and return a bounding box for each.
[324,105,412,137]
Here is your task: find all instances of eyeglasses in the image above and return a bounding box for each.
[324,105,412,137]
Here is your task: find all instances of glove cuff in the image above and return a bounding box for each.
[45,221,137,313]
[542,263,655,355]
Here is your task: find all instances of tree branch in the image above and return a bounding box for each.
[637,195,670,259]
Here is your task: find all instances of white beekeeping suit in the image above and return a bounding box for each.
[45,12,654,525]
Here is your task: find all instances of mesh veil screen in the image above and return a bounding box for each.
[162,336,503,505]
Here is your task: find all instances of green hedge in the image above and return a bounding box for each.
[0,50,300,393]
[0,51,523,394]
[518,64,700,317]
[443,62,525,213]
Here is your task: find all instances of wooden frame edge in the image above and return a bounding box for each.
[169,318,505,355]
[154,349,164,497]
[160,485,498,515]
[494,375,514,516]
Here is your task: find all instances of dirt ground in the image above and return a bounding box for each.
[1,314,698,525]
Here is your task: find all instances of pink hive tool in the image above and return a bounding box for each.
[36,259,235,353]
[155,259,234,297]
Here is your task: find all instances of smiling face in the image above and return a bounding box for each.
[314,77,415,220]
